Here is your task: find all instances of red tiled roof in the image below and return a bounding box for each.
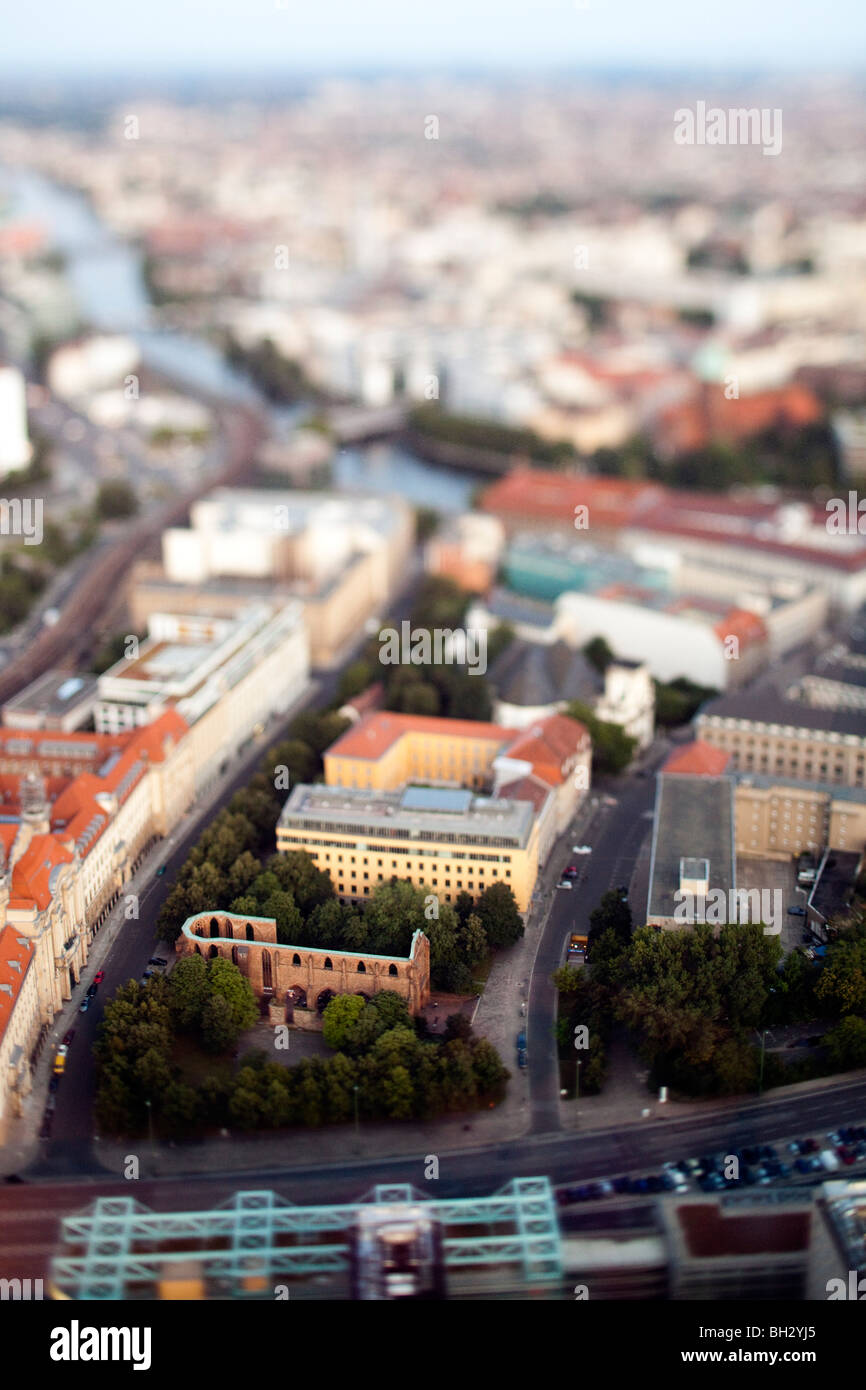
[503,713,591,789]
[325,711,515,762]
[340,683,385,718]
[496,776,551,813]
[11,834,74,911]
[479,468,663,529]
[663,741,732,776]
[0,924,35,1044]
[712,607,768,650]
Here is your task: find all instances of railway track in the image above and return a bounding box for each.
[0,404,266,704]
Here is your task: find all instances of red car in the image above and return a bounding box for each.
[62,1029,76,1047]
[94,971,105,984]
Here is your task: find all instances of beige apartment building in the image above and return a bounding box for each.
[278,783,540,912]
[734,776,866,860]
[128,487,413,670]
[696,693,866,788]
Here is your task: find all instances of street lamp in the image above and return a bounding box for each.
[144,1098,156,1169]
[575,1059,582,1117]
[353,1084,359,1143]
[757,1030,768,1096]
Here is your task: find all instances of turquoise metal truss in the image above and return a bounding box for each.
[50,1177,562,1298]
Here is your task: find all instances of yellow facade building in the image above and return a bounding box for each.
[277,783,540,911]
[323,712,515,793]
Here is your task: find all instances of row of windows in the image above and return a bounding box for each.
[198,941,401,975]
[279,835,511,864]
[280,820,520,850]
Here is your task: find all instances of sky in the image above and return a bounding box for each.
[1,0,865,75]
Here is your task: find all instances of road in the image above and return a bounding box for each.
[0,401,266,701]
[527,748,668,1133]
[25,563,425,1176]
[4,1070,866,1285]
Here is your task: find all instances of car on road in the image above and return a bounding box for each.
[148,957,168,968]
[156,865,167,876]
[62,1029,76,1047]
[556,1186,582,1206]
[662,1171,690,1193]
[557,879,573,889]
[787,905,806,916]
[94,970,105,984]
[79,996,91,1013]
[516,1031,526,1049]
[571,845,592,855]
[517,1048,527,1068]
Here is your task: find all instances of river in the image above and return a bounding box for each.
[0,166,480,512]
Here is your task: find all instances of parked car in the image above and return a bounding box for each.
[795,1157,813,1174]
[516,1031,526,1050]
[56,1043,68,1059]
[148,957,168,968]
[788,905,806,916]
[48,1075,60,1093]
[62,1029,76,1047]
[571,845,592,855]
[557,879,573,890]
[563,866,580,878]
[86,984,97,998]
[94,970,105,984]
[156,865,167,876]
[79,997,91,1013]
[517,1048,527,1068]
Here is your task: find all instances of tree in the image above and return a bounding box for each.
[227,851,263,899]
[200,993,240,1054]
[168,954,211,1031]
[584,636,614,674]
[159,1081,200,1137]
[262,889,303,944]
[475,882,524,948]
[588,889,632,950]
[444,1013,473,1042]
[96,479,138,519]
[336,660,376,706]
[824,1015,866,1069]
[369,990,412,1033]
[453,891,475,926]
[205,957,259,1036]
[460,913,488,967]
[815,936,866,1015]
[565,700,636,775]
[322,994,367,1050]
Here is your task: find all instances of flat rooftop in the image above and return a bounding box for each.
[810,850,863,924]
[700,690,866,739]
[647,773,735,920]
[2,669,98,721]
[279,782,535,848]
